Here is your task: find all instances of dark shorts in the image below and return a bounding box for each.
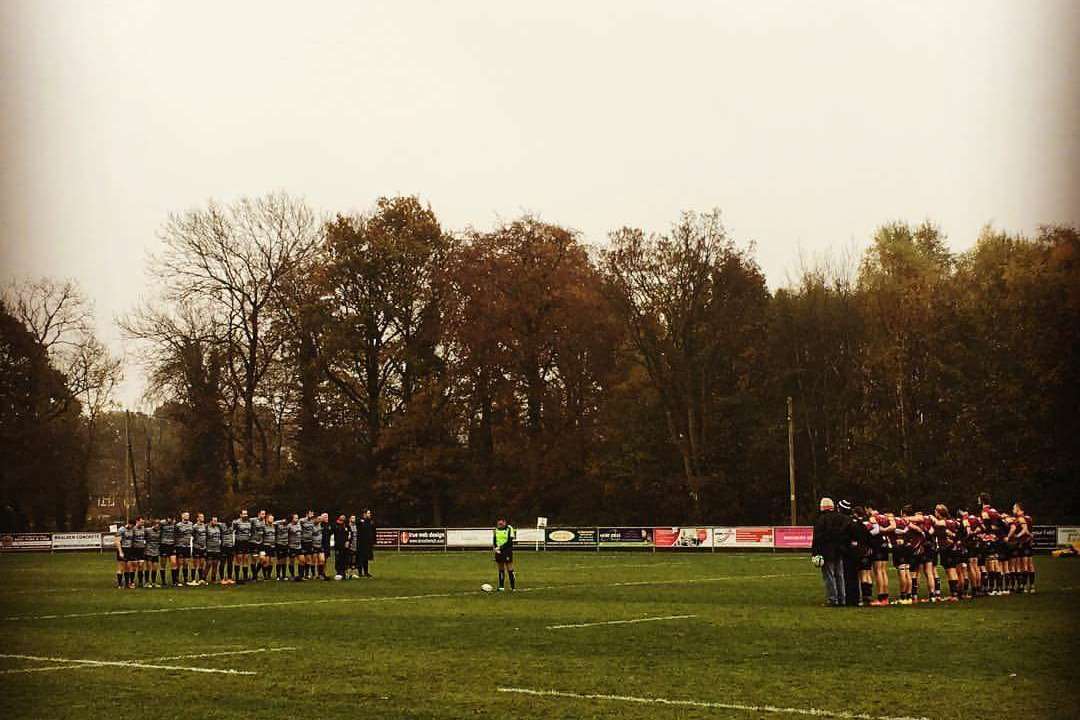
[858,554,873,572]
[161,544,175,557]
[941,551,961,569]
[891,546,912,569]
[301,542,313,553]
[130,547,145,561]
[275,547,288,559]
[871,546,890,563]
[234,540,248,554]
[494,550,513,563]
[116,549,128,562]
[221,546,234,557]
[176,545,191,559]
[289,547,302,557]
[207,550,221,561]
[145,551,160,562]
[194,548,206,558]
[249,543,262,555]
[1020,544,1033,558]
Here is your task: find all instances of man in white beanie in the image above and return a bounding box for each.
[811,497,851,606]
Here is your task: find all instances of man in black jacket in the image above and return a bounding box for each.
[332,515,349,579]
[811,497,851,607]
[838,499,862,606]
[356,509,375,578]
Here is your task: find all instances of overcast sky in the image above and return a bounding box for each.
[2,1,1078,409]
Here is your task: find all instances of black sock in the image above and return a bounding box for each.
[948,579,958,596]
[498,569,505,588]
[911,578,919,597]
[861,582,872,602]
[117,572,124,587]
[509,570,516,589]
[1029,571,1036,588]
[877,592,887,601]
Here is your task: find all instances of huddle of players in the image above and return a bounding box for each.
[851,497,1036,606]
[113,508,376,588]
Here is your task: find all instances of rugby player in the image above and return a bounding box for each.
[206,516,222,584]
[1014,503,1035,592]
[144,518,161,588]
[274,514,289,580]
[249,510,265,582]
[175,511,194,587]
[318,512,332,580]
[287,513,302,580]
[867,507,893,606]
[160,514,176,586]
[233,510,254,583]
[130,517,147,587]
[221,516,236,584]
[191,512,208,586]
[346,514,359,579]
[299,511,315,580]
[115,519,132,588]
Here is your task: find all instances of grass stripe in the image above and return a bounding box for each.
[546,613,696,630]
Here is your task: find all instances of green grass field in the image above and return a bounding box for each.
[1,551,1078,719]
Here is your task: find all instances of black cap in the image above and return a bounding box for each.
[838,499,853,513]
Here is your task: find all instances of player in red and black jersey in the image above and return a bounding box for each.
[900,508,928,602]
[963,512,986,596]
[915,511,942,602]
[982,501,1009,594]
[867,507,893,606]
[934,505,965,601]
[1014,504,1036,592]
[891,514,918,604]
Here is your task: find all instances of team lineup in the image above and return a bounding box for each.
[812,495,1037,607]
[112,510,520,591]
[112,509,378,587]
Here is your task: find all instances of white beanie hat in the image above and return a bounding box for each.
[819,497,835,511]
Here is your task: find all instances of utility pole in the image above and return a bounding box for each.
[787,396,796,526]
[125,411,141,517]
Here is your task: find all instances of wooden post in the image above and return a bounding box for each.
[787,396,796,526]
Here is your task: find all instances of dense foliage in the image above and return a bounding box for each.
[3,196,1077,529]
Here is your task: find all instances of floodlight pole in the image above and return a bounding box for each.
[787,396,796,526]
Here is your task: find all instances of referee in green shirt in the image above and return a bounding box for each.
[493,519,516,592]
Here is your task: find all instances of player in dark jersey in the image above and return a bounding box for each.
[916,511,942,602]
[962,512,986,596]
[891,515,917,604]
[982,502,1008,595]
[319,512,332,580]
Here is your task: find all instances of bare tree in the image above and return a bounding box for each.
[149,193,322,488]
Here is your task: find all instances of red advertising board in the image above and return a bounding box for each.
[653,527,712,548]
[774,526,814,549]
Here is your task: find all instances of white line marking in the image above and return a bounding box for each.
[0,653,256,676]
[497,687,932,720]
[150,646,296,661]
[2,572,812,622]
[547,614,696,630]
[0,664,86,675]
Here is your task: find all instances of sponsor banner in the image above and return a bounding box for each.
[0,533,52,552]
[399,528,447,547]
[516,528,544,545]
[1057,526,1080,547]
[774,526,814,549]
[375,529,399,547]
[713,526,774,549]
[653,527,712,549]
[1031,526,1057,551]
[598,527,653,547]
[102,533,117,549]
[52,532,102,550]
[545,527,598,547]
[447,529,492,547]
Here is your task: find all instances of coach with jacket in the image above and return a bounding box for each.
[356,509,375,578]
[811,497,852,607]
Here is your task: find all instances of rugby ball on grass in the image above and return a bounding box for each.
[481,583,494,592]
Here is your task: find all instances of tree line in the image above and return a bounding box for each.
[2,194,1077,530]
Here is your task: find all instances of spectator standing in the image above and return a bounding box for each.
[811,497,851,607]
